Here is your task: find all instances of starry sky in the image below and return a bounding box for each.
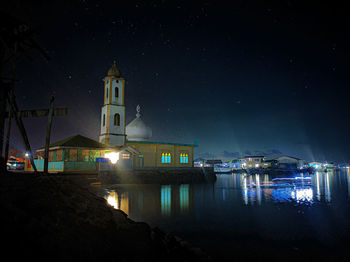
[3,0,350,162]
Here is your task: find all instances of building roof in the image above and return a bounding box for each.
[126,105,152,141]
[126,140,197,147]
[37,134,109,151]
[276,155,302,161]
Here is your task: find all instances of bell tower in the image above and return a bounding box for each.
[99,61,126,146]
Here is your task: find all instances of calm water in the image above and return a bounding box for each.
[95,169,350,261]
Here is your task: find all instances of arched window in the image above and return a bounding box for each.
[114,113,120,126]
[103,114,106,126]
[161,153,171,163]
[115,87,119,98]
[180,153,188,164]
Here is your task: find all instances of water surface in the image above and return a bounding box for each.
[95,169,350,261]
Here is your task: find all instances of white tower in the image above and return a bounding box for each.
[99,61,126,146]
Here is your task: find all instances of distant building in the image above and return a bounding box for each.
[228,159,242,169]
[262,159,278,168]
[204,159,222,167]
[242,155,265,168]
[309,161,335,170]
[275,156,305,169]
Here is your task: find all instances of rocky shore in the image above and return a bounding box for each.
[0,171,211,261]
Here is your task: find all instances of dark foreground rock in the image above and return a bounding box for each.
[0,171,210,261]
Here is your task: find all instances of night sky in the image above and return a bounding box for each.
[3,0,350,162]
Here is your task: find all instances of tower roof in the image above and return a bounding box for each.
[107,61,121,77]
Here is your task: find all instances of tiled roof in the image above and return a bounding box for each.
[39,134,108,150]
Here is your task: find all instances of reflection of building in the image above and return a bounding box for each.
[241,174,316,205]
[106,191,130,215]
[104,184,193,219]
[161,185,172,216]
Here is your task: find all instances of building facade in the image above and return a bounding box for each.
[26,62,196,172]
[99,62,126,147]
[99,62,196,168]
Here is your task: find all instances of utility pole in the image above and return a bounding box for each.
[0,11,50,172]
[44,96,54,174]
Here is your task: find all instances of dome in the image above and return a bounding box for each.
[126,105,152,141]
[107,61,121,77]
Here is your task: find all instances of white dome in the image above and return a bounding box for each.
[126,105,152,141]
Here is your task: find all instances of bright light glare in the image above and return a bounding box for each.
[105,152,119,164]
[291,188,313,203]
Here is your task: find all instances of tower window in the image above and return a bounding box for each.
[103,114,106,126]
[115,87,119,98]
[106,87,108,99]
[114,113,120,126]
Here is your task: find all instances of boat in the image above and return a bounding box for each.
[214,164,232,173]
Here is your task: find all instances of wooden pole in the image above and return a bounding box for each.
[0,86,7,171]
[7,93,37,172]
[44,96,54,174]
[4,102,12,164]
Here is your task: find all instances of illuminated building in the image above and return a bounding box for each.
[25,62,196,172]
[100,62,196,168]
[242,155,265,168]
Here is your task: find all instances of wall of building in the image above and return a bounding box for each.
[126,142,194,168]
[244,157,264,168]
[26,148,107,172]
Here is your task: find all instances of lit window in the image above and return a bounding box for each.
[122,154,130,159]
[161,153,171,163]
[180,153,188,164]
[114,113,120,126]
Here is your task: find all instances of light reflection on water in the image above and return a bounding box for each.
[101,169,350,218]
[102,184,194,221]
[98,169,350,259]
